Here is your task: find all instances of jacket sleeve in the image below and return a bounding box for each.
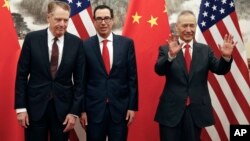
[127,39,138,111]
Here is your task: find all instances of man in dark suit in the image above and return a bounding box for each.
[80,5,138,141]
[15,1,84,141]
[154,10,236,141]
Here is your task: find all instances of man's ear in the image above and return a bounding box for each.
[47,13,52,23]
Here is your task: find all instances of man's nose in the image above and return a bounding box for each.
[186,26,192,32]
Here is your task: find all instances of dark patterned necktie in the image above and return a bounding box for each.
[50,38,59,79]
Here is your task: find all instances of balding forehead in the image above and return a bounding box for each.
[177,10,195,21]
[177,13,196,24]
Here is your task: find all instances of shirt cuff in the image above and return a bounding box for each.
[168,52,176,62]
[16,108,27,114]
[222,55,231,62]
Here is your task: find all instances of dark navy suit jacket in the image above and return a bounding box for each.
[15,29,85,122]
[82,34,138,123]
[154,42,232,128]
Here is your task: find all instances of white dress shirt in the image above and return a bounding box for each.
[97,33,114,69]
[47,29,64,67]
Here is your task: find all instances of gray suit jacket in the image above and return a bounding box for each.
[154,42,232,128]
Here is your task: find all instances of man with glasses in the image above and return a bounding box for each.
[80,5,138,141]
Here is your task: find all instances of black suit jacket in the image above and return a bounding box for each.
[154,42,232,128]
[15,29,85,122]
[82,34,138,123]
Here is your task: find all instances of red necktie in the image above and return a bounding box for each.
[102,40,110,74]
[50,38,59,79]
[184,44,191,73]
[184,44,191,106]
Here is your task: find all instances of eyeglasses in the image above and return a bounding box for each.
[95,16,112,23]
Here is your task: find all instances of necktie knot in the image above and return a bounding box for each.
[184,44,190,49]
[53,37,58,44]
[102,39,108,46]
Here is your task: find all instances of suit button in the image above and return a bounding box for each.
[105,98,109,103]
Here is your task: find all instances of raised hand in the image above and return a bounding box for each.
[218,34,237,57]
[167,33,182,57]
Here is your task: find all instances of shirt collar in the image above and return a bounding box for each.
[97,33,113,43]
[178,39,193,49]
[47,28,64,43]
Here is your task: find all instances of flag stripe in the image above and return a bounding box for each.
[197,1,250,140]
[213,74,248,124]
[208,75,230,139]
[79,8,96,37]
[201,129,212,141]
[210,18,250,105]
[73,118,85,141]
[208,82,230,139]
[213,20,250,122]
[68,19,80,37]
[210,26,250,123]
[230,12,243,40]
[203,30,250,123]
[205,122,222,141]
[71,14,89,39]
[225,15,250,86]
[217,17,250,87]
[69,129,80,141]
[196,25,249,140]
[208,75,237,124]
[198,26,247,123]
[213,109,228,140]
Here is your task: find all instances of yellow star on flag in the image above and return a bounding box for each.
[132,12,142,24]
[147,15,158,28]
[2,0,10,10]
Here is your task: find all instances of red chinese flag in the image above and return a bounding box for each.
[0,0,22,140]
[123,0,170,140]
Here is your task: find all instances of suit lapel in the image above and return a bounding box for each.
[111,34,120,74]
[92,35,108,74]
[39,29,51,77]
[57,32,69,74]
[176,50,189,79]
[189,43,200,82]
[175,42,201,81]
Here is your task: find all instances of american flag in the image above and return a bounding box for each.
[61,0,95,39]
[196,0,250,140]
[59,0,95,141]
